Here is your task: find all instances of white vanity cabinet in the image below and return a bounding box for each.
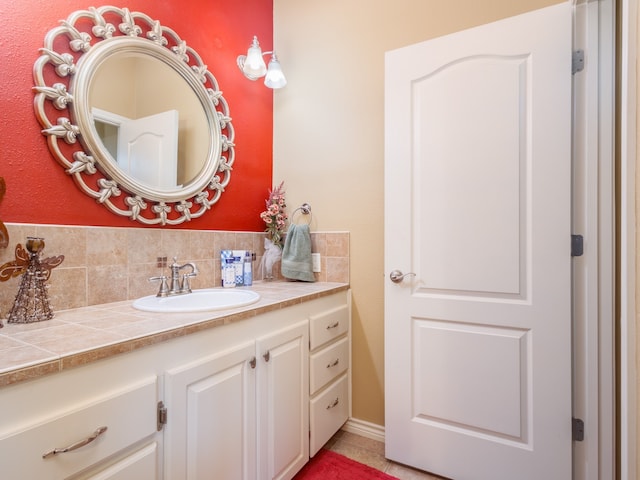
[164,318,309,480]
[0,370,161,480]
[0,287,350,480]
[308,302,351,456]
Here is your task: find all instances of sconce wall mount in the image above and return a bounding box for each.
[237,36,287,89]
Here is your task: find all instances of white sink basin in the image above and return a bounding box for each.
[133,288,260,313]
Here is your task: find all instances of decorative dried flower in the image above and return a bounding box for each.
[260,181,288,248]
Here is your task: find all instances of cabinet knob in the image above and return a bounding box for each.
[249,357,257,369]
[263,351,270,362]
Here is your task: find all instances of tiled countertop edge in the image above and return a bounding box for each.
[0,282,349,388]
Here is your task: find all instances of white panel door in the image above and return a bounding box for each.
[384,4,572,479]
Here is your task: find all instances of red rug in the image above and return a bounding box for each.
[293,449,399,479]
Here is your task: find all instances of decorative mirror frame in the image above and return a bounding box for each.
[33,6,235,225]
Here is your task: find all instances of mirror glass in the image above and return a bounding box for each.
[33,6,235,225]
[90,53,209,190]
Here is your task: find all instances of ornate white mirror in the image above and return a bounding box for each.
[33,6,235,225]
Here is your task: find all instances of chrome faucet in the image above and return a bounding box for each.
[149,257,198,297]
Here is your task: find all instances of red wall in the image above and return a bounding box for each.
[0,0,273,230]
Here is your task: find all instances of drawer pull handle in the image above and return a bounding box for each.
[326,358,340,368]
[326,397,340,410]
[42,426,108,459]
[326,322,339,330]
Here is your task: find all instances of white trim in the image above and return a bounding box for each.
[342,418,385,444]
[620,1,638,479]
[595,2,617,478]
[572,2,616,479]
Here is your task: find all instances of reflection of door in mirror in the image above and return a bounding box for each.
[94,108,180,189]
[89,53,208,188]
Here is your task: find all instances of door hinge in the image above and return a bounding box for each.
[572,417,585,441]
[572,50,585,74]
[157,401,168,431]
[571,234,584,257]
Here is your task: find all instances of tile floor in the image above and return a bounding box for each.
[324,430,450,480]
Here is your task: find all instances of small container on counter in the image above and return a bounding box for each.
[232,250,245,286]
[243,251,253,286]
[223,258,236,288]
[220,250,233,286]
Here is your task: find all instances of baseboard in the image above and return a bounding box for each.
[341,417,385,443]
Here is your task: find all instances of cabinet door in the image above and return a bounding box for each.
[164,340,257,480]
[257,320,309,480]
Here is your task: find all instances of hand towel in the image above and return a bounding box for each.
[281,224,315,282]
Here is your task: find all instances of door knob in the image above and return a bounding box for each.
[389,270,416,283]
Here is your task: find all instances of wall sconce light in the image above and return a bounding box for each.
[237,36,287,89]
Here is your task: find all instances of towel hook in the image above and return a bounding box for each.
[291,203,312,225]
[299,203,311,215]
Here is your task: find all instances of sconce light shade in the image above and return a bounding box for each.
[241,36,267,79]
[264,54,287,89]
[237,35,286,89]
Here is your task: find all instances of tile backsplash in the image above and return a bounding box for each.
[0,224,349,318]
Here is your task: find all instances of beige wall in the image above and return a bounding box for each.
[274,0,561,426]
[636,1,640,471]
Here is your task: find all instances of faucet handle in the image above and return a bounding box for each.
[149,275,169,297]
[181,272,197,294]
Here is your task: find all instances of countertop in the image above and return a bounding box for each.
[0,281,349,388]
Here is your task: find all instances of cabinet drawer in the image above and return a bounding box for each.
[309,305,349,350]
[310,337,349,394]
[82,441,159,480]
[0,377,158,479]
[309,374,348,457]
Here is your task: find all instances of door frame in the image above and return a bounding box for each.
[573,1,616,479]
[619,1,637,479]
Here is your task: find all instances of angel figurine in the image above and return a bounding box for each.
[0,237,64,324]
